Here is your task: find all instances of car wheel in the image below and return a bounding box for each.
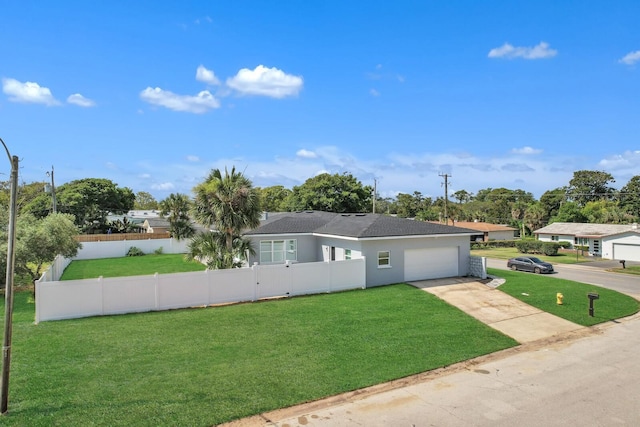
[510,265,517,271]
[534,267,541,274]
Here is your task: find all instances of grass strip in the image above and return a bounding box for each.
[489,268,640,326]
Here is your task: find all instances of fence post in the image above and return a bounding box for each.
[34,279,40,324]
[154,273,159,310]
[252,263,259,301]
[99,276,105,316]
[206,269,212,305]
[286,260,293,297]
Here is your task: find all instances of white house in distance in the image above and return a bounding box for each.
[534,222,640,261]
[244,211,480,287]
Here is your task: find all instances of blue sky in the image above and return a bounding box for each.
[1,1,638,202]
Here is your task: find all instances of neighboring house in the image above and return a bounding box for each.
[244,211,479,287]
[534,222,640,261]
[127,210,161,219]
[450,221,516,242]
[141,218,211,235]
[141,217,171,234]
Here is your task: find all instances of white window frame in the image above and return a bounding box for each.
[377,250,391,268]
[260,239,297,264]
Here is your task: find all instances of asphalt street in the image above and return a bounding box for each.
[487,258,640,299]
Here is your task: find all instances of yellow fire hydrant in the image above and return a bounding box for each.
[557,292,564,305]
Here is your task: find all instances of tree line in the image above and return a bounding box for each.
[1,168,638,284]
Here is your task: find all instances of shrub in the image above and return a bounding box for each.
[471,240,518,250]
[154,246,164,255]
[127,246,145,257]
[515,239,561,256]
[541,242,562,256]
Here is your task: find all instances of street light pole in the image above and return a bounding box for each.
[0,137,19,414]
[46,166,57,214]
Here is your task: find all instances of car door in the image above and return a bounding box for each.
[521,258,534,272]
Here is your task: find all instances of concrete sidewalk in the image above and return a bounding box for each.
[410,277,583,343]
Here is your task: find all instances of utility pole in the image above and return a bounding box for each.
[0,137,19,415]
[439,173,451,225]
[372,178,377,213]
[46,166,57,214]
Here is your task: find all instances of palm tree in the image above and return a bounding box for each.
[191,167,261,268]
[159,193,195,240]
[186,230,255,269]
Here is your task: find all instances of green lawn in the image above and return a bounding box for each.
[607,265,640,275]
[0,284,517,426]
[489,268,640,326]
[60,254,206,280]
[472,247,592,264]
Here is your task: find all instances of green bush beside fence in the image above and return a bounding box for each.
[515,239,563,256]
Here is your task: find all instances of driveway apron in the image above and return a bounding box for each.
[409,278,583,343]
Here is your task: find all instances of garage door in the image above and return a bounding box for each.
[613,244,640,262]
[404,247,459,281]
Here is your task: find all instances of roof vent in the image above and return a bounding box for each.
[633,223,638,230]
[355,213,366,216]
[341,214,351,217]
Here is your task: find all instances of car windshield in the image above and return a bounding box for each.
[529,257,543,263]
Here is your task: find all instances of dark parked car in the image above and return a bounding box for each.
[507,256,554,274]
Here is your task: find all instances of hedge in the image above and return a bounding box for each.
[515,240,562,256]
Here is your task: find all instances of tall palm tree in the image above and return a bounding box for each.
[191,167,261,268]
[159,193,195,240]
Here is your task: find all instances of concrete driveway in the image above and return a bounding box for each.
[409,277,583,343]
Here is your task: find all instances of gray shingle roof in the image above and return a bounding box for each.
[534,222,639,236]
[245,211,478,238]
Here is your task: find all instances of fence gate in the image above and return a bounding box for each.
[255,263,292,299]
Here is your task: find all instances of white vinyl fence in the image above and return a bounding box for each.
[74,237,189,260]
[35,258,366,323]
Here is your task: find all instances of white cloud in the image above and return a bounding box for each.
[67,93,96,107]
[296,149,317,159]
[139,87,220,113]
[151,182,175,191]
[369,88,380,97]
[195,65,220,85]
[619,50,640,65]
[598,150,640,170]
[226,65,303,98]
[511,146,542,155]
[488,42,557,60]
[186,155,200,162]
[2,77,60,105]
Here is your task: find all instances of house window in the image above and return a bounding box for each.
[260,239,297,263]
[377,251,390,268]
[345,249,352,260]
[551,235,559,241]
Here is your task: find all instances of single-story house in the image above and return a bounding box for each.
[451,221,517,241]
[141,218,171,234]
[534,222,640,261]
[244,211,480,287]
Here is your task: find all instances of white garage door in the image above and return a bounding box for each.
[613,244,640,262]
[404,247,459,281]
